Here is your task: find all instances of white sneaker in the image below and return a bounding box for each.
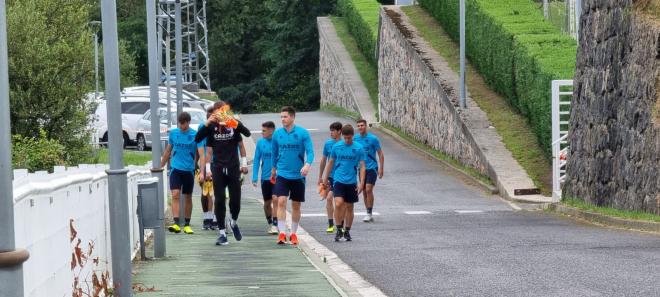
[362,214,373,222]
[268,225,279,235]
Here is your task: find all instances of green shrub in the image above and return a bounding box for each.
[12,130,66,172]
[337,0,381,66]
[417,0,577,156]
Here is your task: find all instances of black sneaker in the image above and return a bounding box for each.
[210,221,218,230]
[343,230,352,242]
[230,222,242,241]
[334,228,344,242]
[215,234,228,246]
[203,219,211,230]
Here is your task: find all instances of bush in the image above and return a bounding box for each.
[417,0,577,156]
[12,131,66,172]
[337,0,381,66]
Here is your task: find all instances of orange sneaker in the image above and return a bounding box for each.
[277,233,286,245]
[289,233,299,245]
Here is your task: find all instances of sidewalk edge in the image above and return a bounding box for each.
[546,203,660,234]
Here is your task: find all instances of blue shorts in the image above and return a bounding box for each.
[170,169,194,195]
[364,169,378,185]
[273,176,306,202]
[333,182,358,204]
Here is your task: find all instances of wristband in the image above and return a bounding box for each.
[241,157,247,167]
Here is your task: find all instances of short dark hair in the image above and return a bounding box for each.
[177,111,191,124]
[205,106,214,119]
[329,121,342,131]
[341,124,354,136]
[262,121,275,129]
[281,106,296,117]
[356,119,367,125]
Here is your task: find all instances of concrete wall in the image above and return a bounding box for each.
[564,0,660,213]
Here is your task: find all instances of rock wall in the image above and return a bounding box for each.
[564,0,660,213]
[317,18,360,114]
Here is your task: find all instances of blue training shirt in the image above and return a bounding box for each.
[169,127,197,172]
[253,137,273,182]
[330,141,365,185]
[354,132,381,170]
[272,125,315,180]
[323,138,340,178]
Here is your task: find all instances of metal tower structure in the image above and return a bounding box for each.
[158,0,210,91]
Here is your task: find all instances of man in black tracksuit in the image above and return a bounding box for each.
[195,101,251,246]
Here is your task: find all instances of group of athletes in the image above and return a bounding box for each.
[160,101,384,246]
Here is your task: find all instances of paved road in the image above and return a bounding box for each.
[241,111,660,297]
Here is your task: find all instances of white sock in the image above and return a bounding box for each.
[278,220,286,234]
[230,219,237,227]
[212,215,217,223]
[291,222,299,234]
[219,229,226,236]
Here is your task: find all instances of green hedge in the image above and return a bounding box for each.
[418,0,577,156]
[337,0,381,66]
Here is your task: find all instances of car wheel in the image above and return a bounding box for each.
[101,132,109,148]
[123,132,130,149]
[136,134,147,151]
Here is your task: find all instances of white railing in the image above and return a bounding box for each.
[12,163,164,297]
[551,80,573,202]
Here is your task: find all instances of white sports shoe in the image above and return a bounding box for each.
[362,214,373,222]
[269,225,279,234]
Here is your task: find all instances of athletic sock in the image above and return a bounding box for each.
[277,220,286,234]
[219,229,226,236]
[267,216,273,225]
[345,226,351,231]
[174,217,180,225]
[291,222,299,234]
[328,219,334,227]
[230,219,237,227]
[212,215,217,223]
[367,208,373,215]
[336,225,343,231]
[273,217,278,226]
[185,218,191,226]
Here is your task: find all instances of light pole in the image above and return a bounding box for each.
[90,21,101,100]
[174,0,185,223]
[0,1,29,296]
[100,0,132,295]
[146,0,166,258]
[459,0,467,109]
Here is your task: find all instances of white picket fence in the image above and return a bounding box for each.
[12,163,166,297]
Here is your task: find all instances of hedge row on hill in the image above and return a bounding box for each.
[418,0,577,156]
[337,0,381,66]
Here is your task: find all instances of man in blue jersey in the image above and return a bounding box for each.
[322,124,366,242]
[196,106,217,230]
[271,106,314,246]
[252,121,279,235]
[355,119,385,223]
[160,112,198,234]
[318,121,342,234]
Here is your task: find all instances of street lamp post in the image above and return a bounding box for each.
[459,0,467,109]
[0,1,29,296]
[174,0,185,222]
[100,0,132,295]
[146,0,166,258]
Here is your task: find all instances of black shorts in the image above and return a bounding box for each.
[333,182,358,204]
[170,169,194,195]
[261,180,274,201]
[273,176,306,202]
[364,169,378,185]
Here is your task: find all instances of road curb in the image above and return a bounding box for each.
[373,125,498,195]
[547,203,660,234]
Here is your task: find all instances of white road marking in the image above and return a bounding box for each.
[404,210,432,215]
[302,212,380,217]
[455,210,484,214]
